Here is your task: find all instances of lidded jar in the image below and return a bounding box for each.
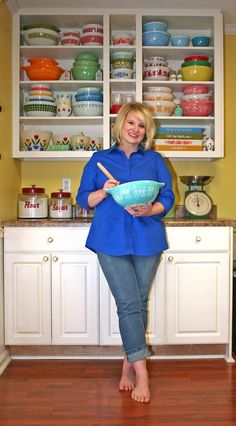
[49,190,72,219]
[18,185,48,219]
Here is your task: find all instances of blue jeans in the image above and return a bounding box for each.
[97,253,161,363]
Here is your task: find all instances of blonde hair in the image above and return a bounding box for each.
[112,102,156,150]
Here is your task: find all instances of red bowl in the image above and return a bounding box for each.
[182,84,209,95]
[184,55,209,62]
[80,33,103,45]
[181,99,214,116]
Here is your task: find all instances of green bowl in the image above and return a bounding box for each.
[71,66,98,80]
[75,52,99,62]
[182,60,211,68]
[105,180,165,207]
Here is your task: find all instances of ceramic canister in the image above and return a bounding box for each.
[49,190,72,219]
[18,185,48,218]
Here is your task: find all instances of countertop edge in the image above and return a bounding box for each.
[1,218,236,227]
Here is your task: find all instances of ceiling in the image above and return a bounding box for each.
[4,0,236,32]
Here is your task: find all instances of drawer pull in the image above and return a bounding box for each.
[48,237,53,243]
[43,256,49,262]
[168,256,174,262]
[53,256,58,262]
[196,236,202,242]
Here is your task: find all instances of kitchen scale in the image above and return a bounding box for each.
[179,176,214,219]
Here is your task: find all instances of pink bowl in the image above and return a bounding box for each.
[181,99,214,116]
[80,32,103,45]
[61,38,80,45]
[83,24,103,34]
[143,65,170,80]
[182,84,209,95]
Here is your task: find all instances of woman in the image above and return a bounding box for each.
[77,102,174,403]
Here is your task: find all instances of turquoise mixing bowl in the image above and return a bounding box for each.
[105,180,165,207]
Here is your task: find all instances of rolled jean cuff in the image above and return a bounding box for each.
[126,345,151,363]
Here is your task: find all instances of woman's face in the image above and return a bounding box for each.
[120,111,146,148]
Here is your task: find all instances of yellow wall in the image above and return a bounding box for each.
[0,4,21,220]
[14,31,236,220]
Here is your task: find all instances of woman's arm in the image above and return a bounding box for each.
[87,178,119,208]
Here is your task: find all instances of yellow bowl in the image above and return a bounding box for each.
[181,65,213,81]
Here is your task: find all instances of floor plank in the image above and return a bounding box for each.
[0,359,236,425]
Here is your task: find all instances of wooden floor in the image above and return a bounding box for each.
[0,358,236,425]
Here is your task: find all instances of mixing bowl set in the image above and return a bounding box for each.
[21,23,60,46]
[23,83,57,117]
[143,55,170,81]
[72,86,103,117]
[71,52,101,80]
[144,86,176,116]
[80,23,103,45]
[181,54,213,81]
[110,51,135,80]
[60,30,80,45]
[21,57,65,81]
[180,84,214,116]
[142,21,170,46]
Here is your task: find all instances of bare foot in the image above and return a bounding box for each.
[131,359,150,403]
[119,355,135,391]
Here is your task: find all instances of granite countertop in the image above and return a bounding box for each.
[2,218,236,227]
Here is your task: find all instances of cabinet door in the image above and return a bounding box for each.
[4,253,51,344]
[52,252,99,344]
[166,252,230,344]
[99,257,165,345]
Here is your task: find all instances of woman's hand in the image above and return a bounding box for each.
[125,201,165,217]
[125,202,153,217]
[88,178,119,208]
[103,178,120,191]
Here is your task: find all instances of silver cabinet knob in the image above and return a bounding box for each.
[43,256,49,262]
[47,237,53,243]
[53,256,58,262]
[196,236,201,242]
[168,256,174,262]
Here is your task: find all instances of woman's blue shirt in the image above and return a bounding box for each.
[76,144,175,255]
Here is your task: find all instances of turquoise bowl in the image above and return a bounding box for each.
[105,180,165,207]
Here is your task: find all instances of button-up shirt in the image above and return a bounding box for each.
[76,144,175,255]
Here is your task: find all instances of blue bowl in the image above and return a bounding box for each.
[143,30,170,46]
[170,36,190,46]
[191,36,211,47]
[105,180,165,207]
[143,21,167,32]
[75,92,103,102]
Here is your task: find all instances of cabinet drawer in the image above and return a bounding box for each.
[166,227,230,251]
[4,227,90,252]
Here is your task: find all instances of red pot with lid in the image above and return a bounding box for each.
[49,190,72,219]
[18,184,48,219]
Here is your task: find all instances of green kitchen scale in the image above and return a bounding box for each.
[179,176,214,219]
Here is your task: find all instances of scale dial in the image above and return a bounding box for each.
[184,191,212,217]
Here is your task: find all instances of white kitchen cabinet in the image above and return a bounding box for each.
[165,227,232,347]
[100,226,233,355]
[99,255,166,345]
[12,8,223,160]
[4,227,99,345]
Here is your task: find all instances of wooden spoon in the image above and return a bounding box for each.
[97,162,116,181]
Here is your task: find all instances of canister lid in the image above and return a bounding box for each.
[22,184,45,194]
[51,189,71,198]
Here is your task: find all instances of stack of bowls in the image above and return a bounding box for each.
[23,83,57,117]
[111,33,134,46]
[181,54,213,81]
[180,84,214,117]
[143,86,176,116]
[71,52,100,80]
[111,51,134,80]
[142,21,170,46]
[60,30,80,45]
[80,23,103,45]
[143,56,170,81]
[72,87,103,117]
[21,23,60,46]
[21,57,64,80]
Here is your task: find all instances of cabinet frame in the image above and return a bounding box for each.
[12,8,224,160]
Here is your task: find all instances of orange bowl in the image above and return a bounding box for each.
[22,65,64,81]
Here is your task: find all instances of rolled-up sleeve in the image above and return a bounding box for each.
[76,156,98,210]
[155,155,175,218]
